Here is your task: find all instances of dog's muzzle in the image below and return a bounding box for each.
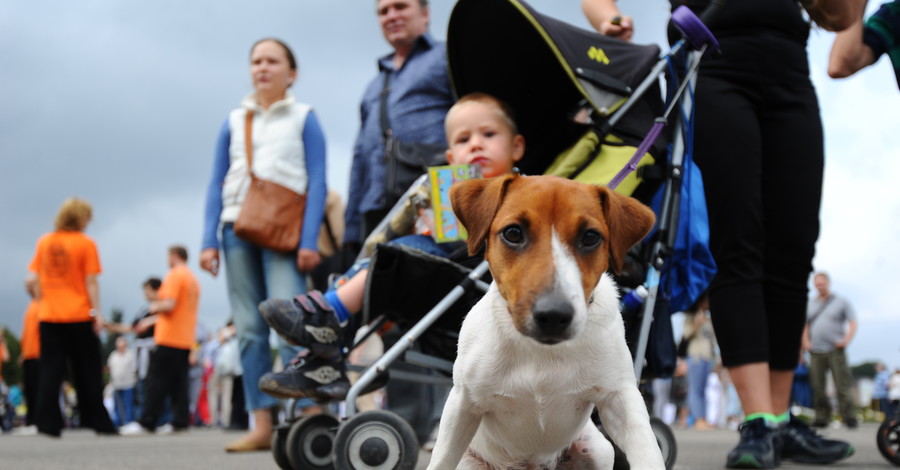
[530,292,575,344]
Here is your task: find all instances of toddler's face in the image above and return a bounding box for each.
[445,101,523,178]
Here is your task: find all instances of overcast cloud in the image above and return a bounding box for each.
[3,1,899,369]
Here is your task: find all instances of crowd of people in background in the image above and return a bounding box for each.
[2,0,900,469]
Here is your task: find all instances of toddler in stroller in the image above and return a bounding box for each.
[257,92,526,402]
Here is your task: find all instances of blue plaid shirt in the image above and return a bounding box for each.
[344,33,453,244]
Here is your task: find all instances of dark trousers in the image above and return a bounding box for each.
[23,358,40,426]
[694,35,823,370]
[36,321,115,436]
[139,345,190,431]
[809,349,856,423]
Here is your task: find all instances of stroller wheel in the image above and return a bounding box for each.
[285,414,339,470]
[272,425,293,470]
[670,5,719,54]
[650,417,678,470]
[877,415,900,466]
[333,410,418,470]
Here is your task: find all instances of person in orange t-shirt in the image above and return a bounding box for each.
[0,328,8,384]
[20,279,42,427]
[27,197,116,437]
[122,245,200,435]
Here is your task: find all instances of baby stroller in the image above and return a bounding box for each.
[878,405,900,466]
[269,1,718,469]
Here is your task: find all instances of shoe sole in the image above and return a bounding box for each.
[726,454,777,469]
[784,445,855,464]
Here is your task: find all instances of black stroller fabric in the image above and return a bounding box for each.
[364,244,488,362]
[447,0,666,175]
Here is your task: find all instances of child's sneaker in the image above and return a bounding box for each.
[258,354,350,401]
[259,290,347,358]
[725,417,782,468]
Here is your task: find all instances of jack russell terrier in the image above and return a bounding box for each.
[428,174,664,470]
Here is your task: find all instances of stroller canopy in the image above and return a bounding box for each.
[448,0,663,175]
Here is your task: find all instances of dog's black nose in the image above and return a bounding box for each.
[532,293,574,342]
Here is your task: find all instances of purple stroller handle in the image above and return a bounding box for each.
[607,120,666,190]
[671,5,720,54]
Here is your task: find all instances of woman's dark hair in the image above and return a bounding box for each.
[251,37,297,71]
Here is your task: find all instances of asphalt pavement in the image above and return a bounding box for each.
[0,422,894,469]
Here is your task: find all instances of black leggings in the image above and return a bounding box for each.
[692,34,822,371]
[36,321,115,435]
[23,359,39,426]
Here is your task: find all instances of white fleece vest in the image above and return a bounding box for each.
[221,93,311,223]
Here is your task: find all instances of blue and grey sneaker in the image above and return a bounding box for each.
[258,354,350,401]
[780,414,854,464]
[259,290,348,358]
[726,417,782,468]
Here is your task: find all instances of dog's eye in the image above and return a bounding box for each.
[501,225,525,245]
[581,230,602,249]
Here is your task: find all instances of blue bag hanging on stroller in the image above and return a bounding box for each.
[650,145,716,314]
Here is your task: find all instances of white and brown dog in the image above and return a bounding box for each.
[428,174,665,470]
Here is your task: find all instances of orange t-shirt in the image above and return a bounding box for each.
[154,264,200,350]
[28,231,101,323]
[21,300,41,360]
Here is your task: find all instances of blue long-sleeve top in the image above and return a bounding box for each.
[344,33,453,244]
[202,110,327,252]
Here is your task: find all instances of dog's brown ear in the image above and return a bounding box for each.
[597,187,656,274]
[450,174,516,255]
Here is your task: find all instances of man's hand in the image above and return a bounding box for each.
[93,315,105,335]
[582,0,634,41]
[599,15,634,41]
[296,248,321,273]
[200,248,220,277]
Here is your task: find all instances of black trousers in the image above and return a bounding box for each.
[139,345,190,430]
[23,358,40,426]
[693,34,822,370]
[36,321,115,436]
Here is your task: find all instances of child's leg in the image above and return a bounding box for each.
[335,269,367,314]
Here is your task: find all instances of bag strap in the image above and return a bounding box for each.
[244,109,255,178]
[807,296,835,327]
[378,71,392,139]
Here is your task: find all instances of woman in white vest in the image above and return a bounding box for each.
[200,38,327,452]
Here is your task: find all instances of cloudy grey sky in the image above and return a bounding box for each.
[3,1,899,368]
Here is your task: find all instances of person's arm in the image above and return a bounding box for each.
[581,0,634,40]
[149,298,176,314]
[837,318,858,348]
[200,118,231,277]
[344,104,369,246]
[801,323,812,352]
[803,0,869,32]
[829,1,876,78]
[86,274,103,332]
[297,110,327,272]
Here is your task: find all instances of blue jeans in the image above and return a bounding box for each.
[389,235,457,258]
[222,224,307,411]
[686,357,712,423]
[113,387,135,425]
